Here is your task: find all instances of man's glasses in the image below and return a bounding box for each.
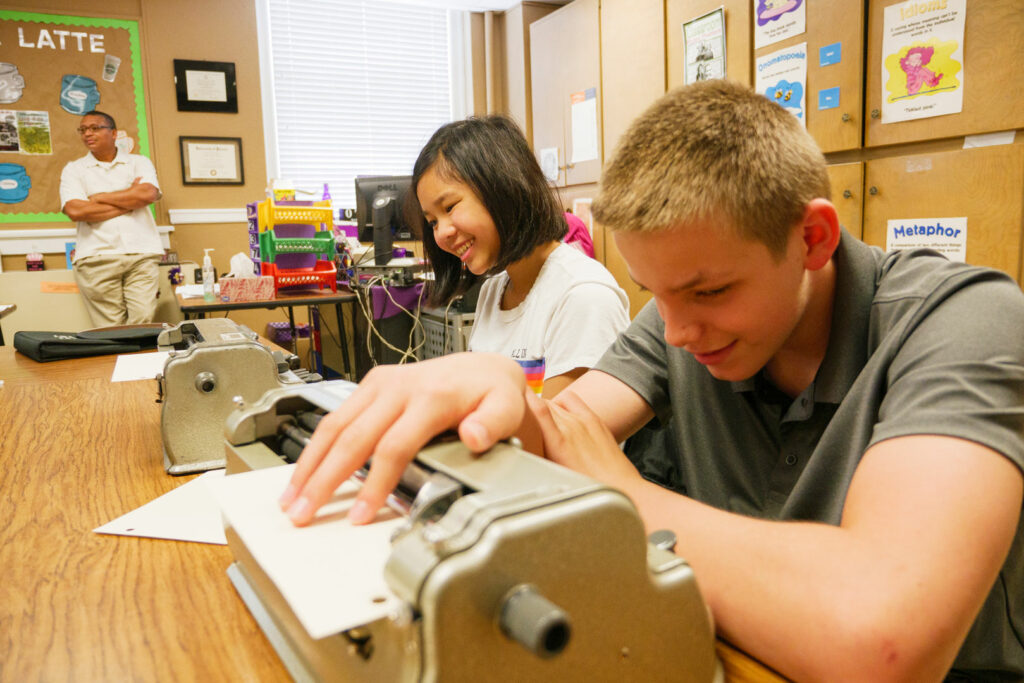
[77,125,112,134]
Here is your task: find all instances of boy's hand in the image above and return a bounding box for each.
[280,353,527,526]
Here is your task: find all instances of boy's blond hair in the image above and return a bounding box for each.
[592,80,830,257]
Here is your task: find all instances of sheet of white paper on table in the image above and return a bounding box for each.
[110,351,169,382]
[93,469,227,545]
[207,464,405,640]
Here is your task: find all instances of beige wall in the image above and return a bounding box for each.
[0,0,305,353]
[0,0,267,278]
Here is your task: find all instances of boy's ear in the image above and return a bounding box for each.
[800,198,841,271]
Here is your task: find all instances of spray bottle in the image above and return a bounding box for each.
[202,248,215,302]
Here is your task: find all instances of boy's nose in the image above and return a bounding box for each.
[659,304,703,348]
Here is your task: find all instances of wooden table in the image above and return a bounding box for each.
[177,286,358,379]
[0,347,785,682]
[0,348,288,682]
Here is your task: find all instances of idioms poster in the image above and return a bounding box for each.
[881,0,965,124]
[756,43,807,127]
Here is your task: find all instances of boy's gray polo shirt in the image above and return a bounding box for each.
[595,230,1024,679]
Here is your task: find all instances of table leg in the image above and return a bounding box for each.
[309,305,324,377]
[335,302,352,380]
[287,306,297,354]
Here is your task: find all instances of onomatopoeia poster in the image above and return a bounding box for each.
[881,0,965,123]
[756,42,807,127]
[886,217,967,261]
[753,0,805,49]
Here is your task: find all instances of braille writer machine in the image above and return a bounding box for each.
[218,381,723,682]
[156,318,319,475]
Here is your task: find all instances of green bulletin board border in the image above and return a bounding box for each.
[0,10,150,224]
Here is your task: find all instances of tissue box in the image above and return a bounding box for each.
[219,276,275,302]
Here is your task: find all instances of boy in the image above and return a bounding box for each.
[282,81,1024,681]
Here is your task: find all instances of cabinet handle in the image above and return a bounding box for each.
[870,109,880,119]
[842,113,851,122]
[868,186,878,195]
[843,189,852,199]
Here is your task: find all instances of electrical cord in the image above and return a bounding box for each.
[353,275,425,367]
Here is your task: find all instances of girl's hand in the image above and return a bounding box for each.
[527,389,644,490]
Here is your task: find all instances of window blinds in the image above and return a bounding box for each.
[263,0,453,209]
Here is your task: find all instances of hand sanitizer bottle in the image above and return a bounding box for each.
[202,248,215,302]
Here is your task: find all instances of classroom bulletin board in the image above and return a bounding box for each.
[0,10,150,223]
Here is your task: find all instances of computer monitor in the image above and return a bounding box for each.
[354,175,414,241]
[354,175,414,266]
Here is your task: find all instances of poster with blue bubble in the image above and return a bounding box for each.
[753,0,805,50]
[756,42,807,127]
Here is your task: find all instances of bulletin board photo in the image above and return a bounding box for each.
[0,10,150,223]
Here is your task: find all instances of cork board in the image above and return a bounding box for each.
[0,10,150,223]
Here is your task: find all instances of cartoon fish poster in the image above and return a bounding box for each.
[753,0,805,50]
[756,42,808,127]
[881,0,965,123]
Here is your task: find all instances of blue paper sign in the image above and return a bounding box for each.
[819,42,841,67]
[818,87,840,110]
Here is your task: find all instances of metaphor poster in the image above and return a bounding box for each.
[756,42,807,127]
[886,217,967,261]
[753,0,805,49]
[881,0,965,124]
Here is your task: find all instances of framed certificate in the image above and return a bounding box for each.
[173,59,238,113]
[179,136,244,185]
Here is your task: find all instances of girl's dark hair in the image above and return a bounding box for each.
[407,115,567,305]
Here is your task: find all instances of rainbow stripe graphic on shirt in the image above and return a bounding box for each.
[516,358,545,395]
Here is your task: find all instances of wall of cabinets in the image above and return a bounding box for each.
[509,0,1024,308]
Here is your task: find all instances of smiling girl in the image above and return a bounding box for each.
[410,115,629,398]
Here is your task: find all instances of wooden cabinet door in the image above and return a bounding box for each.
[804,2,865,153]
[865,0,1024,147]
[827,162,865,241]
[503,2,560,144]
[530,8,568,186]
[600,0,664,157]
[862,144,1024,283]
[529,0,601,187]
[560,0,602,186]
[667,0,753,88]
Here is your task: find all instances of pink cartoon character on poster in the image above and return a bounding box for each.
[900,46,943,95]
[757,0,801,24]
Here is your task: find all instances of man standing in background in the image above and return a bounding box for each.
[60,109,163,326]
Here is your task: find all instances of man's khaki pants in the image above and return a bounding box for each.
[73,253,161,327]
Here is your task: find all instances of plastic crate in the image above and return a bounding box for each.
[256,198,333,233]
[261,260,338,292]
[416,309,475,360]
[258,228,335,263]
